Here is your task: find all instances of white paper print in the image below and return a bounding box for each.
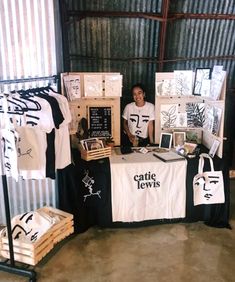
[84,75,103,97]
[104,75,122,97]
[193,68,211,96]
[63,75,81,101]
[210,66,226,100]
[186,103,205,128]
[156,79,175,96]
[174,70,193,96]
[176,112,187,127]
[160,104,178,128]
[209,139,220,158]
[203,104,222,135]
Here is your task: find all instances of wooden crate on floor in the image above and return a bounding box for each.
[37,206,74,245]
[0,207,74,266]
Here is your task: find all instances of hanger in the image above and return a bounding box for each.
[0,99,25,115]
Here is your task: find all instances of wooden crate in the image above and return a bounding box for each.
[0,228,54,266]
[0,207,74,266]
[37,206,74,245]
[79,144,111,161]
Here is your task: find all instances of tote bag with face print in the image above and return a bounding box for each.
[193,153,225,206]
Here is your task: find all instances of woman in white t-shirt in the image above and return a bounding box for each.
[122,84,155,146]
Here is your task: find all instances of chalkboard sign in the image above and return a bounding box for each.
[89,106,112,137]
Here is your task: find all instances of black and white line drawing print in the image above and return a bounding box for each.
[160,104,178,128]
[130,113,150,136]
[194,175,220,201]
[177,112,187,127]
[174,70,193,96]
[82,170,101,202]
[193,68,211,96]
[203,104,222,135]
[186,103,205,128]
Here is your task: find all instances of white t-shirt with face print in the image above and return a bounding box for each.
[122,102,155,139]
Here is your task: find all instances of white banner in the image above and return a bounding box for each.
[110,152,187,222]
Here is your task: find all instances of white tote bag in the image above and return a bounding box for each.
[193,153,225,206]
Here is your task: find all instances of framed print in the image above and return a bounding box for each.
[173,132,186,148]
[80,138,104,151]
[159,133,172,150]
[193,68,211,96]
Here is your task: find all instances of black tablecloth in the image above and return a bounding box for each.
[57,147,230,233]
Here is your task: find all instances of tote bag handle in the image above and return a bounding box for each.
[198,153,215,174]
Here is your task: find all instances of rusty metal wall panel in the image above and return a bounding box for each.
[0,0,57,81]
[65,0,162,13]
[169,0,235,14]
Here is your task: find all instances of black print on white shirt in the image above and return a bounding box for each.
[17,137,33,158]
[1,137,13,171]
[82,170,101,202]
[194,175,220,200]
[130,114,149,135]
[25,114,40,127]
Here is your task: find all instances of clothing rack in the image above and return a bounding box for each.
[0,75,59,85]
[0,75,59,281]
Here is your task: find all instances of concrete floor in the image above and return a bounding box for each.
[1,181,235,282]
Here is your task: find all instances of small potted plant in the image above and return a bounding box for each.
[105,136,115,148]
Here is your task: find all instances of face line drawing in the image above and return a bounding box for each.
[130,114,150,129]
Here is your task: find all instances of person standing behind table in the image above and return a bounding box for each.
[122,83,155,147]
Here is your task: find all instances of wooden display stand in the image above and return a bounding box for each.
[155,72,226,158]
[0,207,74,266]
[61,72,122,146]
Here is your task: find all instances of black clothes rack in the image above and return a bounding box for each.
[0,75,59,282]
[0,75,59,85]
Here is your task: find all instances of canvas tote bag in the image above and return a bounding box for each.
[193,153,225,206]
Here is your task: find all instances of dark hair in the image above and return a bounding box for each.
[131,83,146,95]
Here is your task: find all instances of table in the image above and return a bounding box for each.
[57,146,230,233]
[110,149,187,222]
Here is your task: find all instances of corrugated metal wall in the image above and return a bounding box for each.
[0,0,57,81]
[61,0,235,105]
[65,0,162,12]
[63,0,162,104]
[165,19,235,88]
[169,0,235,14]
[68,17,159,103]
[0,0,58,224]
[0,177,56,224]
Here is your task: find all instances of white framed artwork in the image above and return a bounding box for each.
[159,133,173,150]
[173,132,186,148]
